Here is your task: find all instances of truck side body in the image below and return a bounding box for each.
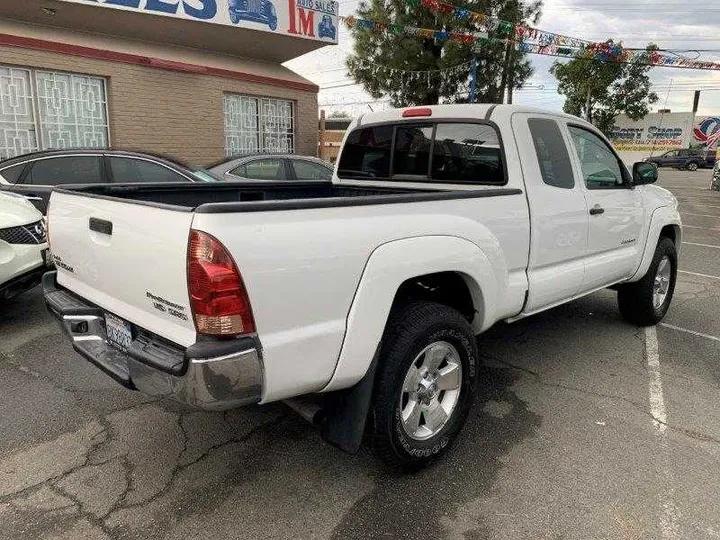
[44,104,681,465]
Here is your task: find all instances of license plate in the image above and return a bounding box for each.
[42,248,50,266]
[105,313,133,352]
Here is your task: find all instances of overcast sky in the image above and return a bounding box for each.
[284,0,720,117]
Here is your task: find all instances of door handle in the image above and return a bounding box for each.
[589,205,605,216]
[89,217,113,235]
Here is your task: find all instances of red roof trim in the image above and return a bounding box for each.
[0,33,319,93]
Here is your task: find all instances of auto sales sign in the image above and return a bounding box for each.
[59,0,339,44]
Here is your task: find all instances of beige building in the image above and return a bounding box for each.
[319,117,350,163]
[0,0,339,165]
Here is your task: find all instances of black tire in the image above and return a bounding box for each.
[366,301,478,470]
[618,237,677,326]
[687,161,699,171]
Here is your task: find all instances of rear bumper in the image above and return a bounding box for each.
[43,271,264,411]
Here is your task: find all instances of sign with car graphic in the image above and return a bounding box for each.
[59,0,338,44]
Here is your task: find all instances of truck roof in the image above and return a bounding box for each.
[354,104,588,127]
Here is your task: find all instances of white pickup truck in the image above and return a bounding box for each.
[44,105,681,469]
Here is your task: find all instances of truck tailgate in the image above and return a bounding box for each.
[48,191,197,347]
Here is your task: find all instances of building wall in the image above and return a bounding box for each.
[609,112,719,166]
[320,130,345,162]
[0,23,318,165]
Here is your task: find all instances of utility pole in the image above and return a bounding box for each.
[585,85,592,123]
[318,109,326,160]
[506,45,515,104]
[499,40,513,104]
[469,56,477,103]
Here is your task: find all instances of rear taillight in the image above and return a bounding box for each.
[187,230,255,336]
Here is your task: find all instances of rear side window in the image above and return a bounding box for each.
[232,158,285,180]
[110,157,188,183]
[291,160,332,181]
[433,123,504,183]
[337,125,392,179]
[527,119,574,189]
[0,163,26,184]
[26,156,103,185]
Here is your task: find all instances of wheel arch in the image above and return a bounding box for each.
[629,207,682,282]
[321,235,499,393]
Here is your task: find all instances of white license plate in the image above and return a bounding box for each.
[42,248,50,266]
[105,313,133,352]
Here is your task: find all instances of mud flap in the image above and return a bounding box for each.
[319,344,380,454]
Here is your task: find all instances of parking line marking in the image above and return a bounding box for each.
[645,327,667,433]
[644,327,679,539]
[679,270,720,280]
[681,225,720,230]
[660,323,720,343]
[683,241,720,249]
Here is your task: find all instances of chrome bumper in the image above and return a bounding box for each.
[43,272,263,411]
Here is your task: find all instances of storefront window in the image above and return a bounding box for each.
[0,65,109,160]
[224,94,294,155]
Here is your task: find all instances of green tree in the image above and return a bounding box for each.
[347,0,542,106]
[550,42,659,135]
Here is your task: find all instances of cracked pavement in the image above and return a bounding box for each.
[2,170,720,539]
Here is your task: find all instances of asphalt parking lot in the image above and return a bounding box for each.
[2,168,720,540]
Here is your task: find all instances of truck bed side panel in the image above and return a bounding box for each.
[192,193,529,402]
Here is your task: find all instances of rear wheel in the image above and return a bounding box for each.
[618,237,677,326]
[367,301,478,470]
[687,161,699,171]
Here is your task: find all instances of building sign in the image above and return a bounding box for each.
[59,0,338,44]
[609,112,695,152]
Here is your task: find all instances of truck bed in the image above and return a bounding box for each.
[55,181,520,213]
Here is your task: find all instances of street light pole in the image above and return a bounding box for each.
[469,56,477,103]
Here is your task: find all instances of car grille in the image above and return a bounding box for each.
[0,220,46,245]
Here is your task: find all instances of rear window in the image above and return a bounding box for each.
[337,122,505,184]
[337,125,392,179]
[432,124,503,183]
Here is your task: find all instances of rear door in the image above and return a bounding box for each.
[513,113,589,312]
[49,190,197,347]
[566,124,645,290]
[11,155,104,213]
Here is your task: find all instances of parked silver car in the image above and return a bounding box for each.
[207,154,333,182]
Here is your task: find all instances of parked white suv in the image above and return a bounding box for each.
[44,105,681,469]
[0,192,49,300]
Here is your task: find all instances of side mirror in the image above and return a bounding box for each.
[633,162,658,185]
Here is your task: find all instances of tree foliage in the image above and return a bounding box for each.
[346,0,542,106]
[550,42,659,135]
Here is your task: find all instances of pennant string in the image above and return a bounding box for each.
[341,16,720,71]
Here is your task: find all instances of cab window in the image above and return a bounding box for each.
[568,126,626,190]
[527,118,574,189]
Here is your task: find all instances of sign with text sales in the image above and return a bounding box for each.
[60,0,339,44]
